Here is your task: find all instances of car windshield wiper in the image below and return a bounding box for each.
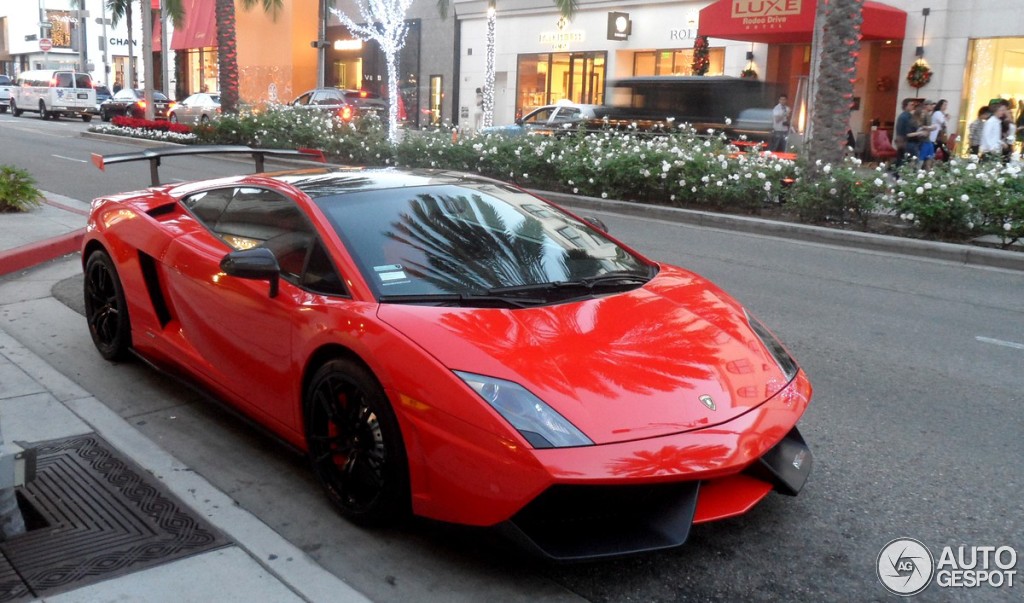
[378,293,546,309]
[487,271,651,296]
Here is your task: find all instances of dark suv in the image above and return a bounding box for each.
[289,88,387,121]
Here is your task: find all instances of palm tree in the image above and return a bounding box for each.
[217,0,283,113]
[807,0,863,172]
[436,0,578,128]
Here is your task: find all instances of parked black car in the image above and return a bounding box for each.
[100,88,174,121]
[289,88,387,122]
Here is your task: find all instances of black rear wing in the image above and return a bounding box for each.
[91,145,327,186]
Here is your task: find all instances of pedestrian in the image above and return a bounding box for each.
[967,105,991,156]
[893,98,919,169]
[930,99,950,161]
[473,87,483,132]
[770,94,792,153]
[999,100,1016,163]
[979,102,1008,160]
[915,100,938,168]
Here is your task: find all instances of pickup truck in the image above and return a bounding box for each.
[0,74,12,113]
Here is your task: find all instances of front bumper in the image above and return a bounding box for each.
[500,427,812,560]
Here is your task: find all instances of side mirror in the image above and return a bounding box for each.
[220,247,280,298]
[583,216,609,233]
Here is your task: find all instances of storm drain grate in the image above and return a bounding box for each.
[0,434,231,601]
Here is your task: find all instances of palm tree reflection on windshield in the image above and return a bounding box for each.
[384,193,576,293]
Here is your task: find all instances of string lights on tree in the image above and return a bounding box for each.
[331,0,414,144]
[483,2,497,129]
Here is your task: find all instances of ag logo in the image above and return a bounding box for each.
[698,395,716,411]
[877,538,934,596]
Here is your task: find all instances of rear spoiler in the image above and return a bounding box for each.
[91,145,327,186]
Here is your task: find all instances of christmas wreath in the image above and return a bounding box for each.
[740,68,758,79]
[692,35,710,76]
[906,61,932,89]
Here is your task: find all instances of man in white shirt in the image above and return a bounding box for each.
[770,95,791,153]
[979,103,1007,159]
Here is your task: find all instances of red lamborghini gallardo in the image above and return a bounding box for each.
[83,146,813,560]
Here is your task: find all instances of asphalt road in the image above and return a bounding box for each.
[1,114,1022,602]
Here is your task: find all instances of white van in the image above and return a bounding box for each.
[10,70,96,121]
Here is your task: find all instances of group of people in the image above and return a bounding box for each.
[967,99,1021,162]
[893,98,951,169]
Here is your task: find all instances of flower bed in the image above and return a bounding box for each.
[93,104,1024,249]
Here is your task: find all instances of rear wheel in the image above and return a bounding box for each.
[200,114,210,124]
[305,358,409,526]
[81,114,92,122]
[0,104,7,114]
[83,250,132,361]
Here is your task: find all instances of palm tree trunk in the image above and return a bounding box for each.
[126,1,135,88]
[807,0,863,172]
[217,0,240,113]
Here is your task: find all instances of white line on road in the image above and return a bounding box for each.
[52,154,87,163]
[976,336,1024,351]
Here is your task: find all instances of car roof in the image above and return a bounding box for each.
[268,167,501,199]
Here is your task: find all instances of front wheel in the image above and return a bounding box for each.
[11,100,21,117]
[82,114,92,123]
[83,250,132,361]
[39,101,49,120]
[305,358,409,526]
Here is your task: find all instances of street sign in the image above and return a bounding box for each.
[39,38,53,52]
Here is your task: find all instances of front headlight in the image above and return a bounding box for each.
[744,310,799,382]
[455,371,593,449]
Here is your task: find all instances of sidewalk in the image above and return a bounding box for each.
[0,200,368,601]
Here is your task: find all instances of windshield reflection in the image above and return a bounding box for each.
[316,184,648,300]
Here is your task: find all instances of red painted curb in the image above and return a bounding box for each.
[0,229,85,277]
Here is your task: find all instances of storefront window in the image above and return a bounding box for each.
[962,37,1024,145]
[45,11,77,49]
[179,48,219,95]
[633,48,726,76]
[428,75,443,125]
[516,52,606,118]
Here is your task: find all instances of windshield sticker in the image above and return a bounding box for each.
[374,264,408,284]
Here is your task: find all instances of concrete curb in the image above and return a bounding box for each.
[0,228,84,277]
[535,190,1024,272]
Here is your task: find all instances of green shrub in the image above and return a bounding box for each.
[788,160,886,227]
[0,165,44,212]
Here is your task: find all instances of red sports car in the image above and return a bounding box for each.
[83,146,813,560]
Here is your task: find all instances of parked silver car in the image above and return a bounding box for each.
[169,92,221,125]
[482,102,601,136]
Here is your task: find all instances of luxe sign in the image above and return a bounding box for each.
[731,0,803,30]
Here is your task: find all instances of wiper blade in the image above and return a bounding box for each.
[488,271,651,296]
[378,293,545,309]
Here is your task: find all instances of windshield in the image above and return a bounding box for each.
[315,184,651,303]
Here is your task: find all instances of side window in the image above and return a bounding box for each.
[55,73,73,88]
[294,92,313,106]
[182,188,234,227]
[552,108,580,123]
[302,239,348,296]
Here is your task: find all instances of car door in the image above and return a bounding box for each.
[162,186,319,430]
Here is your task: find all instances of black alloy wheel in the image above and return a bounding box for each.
[305,358,409,526]
[83,250,132,361]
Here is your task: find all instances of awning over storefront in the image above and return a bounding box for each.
[697,0,906,44]
[171,0,217,51]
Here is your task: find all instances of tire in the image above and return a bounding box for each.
[11,100,21,117]
[305,358,409,526]
[82,114,92,123]
[83,250,132,361]
[200,114,210,124]
[101,108,110,122]
[39,101,49,120]
[0,104,7,114]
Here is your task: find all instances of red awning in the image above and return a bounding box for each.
[171,0,217,51]
[698,0,906,44]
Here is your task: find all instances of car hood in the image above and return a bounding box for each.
[377,265,793,445]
